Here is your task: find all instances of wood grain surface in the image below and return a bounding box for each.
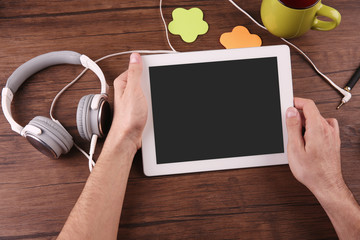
[0,0,359,239]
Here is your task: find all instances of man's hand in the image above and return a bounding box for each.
[106,53,148,150]
[58,53,148,240]
[285,97,344,194]
[285,97,360,239]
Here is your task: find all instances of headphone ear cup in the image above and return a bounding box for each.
[25,116,73,159]
[77,94,94,141]
[77,94,112,142]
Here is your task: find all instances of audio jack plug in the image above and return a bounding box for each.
[337,65,360,109]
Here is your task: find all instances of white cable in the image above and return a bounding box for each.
[95,50,175,63]
[74,142,90,158]
[280,37,351,103]
[227,0,267,31]
[160,0,177,52]
[74,142,95,170]
[226,0,351,105]
[88,135,98,172]
[50,68,87,121]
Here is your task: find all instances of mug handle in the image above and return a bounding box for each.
[312,4,341,31]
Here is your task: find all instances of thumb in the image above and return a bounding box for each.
[286,107,304,151]
[127,53,143,89]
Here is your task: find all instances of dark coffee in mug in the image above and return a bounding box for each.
[279,0,319,9]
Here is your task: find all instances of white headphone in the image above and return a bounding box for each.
[1,51,112,160]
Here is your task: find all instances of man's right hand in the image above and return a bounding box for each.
[285,97,360,240]
[285,97,344,195]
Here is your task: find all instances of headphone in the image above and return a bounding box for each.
[1,51,112,159]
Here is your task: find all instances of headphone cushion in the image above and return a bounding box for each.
[28,116,73,158]
[77,94,93,141]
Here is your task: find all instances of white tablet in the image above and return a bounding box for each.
[141,45,293,176]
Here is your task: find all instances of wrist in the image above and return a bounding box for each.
[311,180,360,239]
[312,179,352,209]
[307,173,346,198]
[101,131,138,162]
[118,127,143,150]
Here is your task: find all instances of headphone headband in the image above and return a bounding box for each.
[6,51,81,93]
[2,51,109,135]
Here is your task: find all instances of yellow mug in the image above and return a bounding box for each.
[260,0,341,39]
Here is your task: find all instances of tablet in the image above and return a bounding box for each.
[141,45,293,176]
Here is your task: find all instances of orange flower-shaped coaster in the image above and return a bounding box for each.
[220,26,262,49]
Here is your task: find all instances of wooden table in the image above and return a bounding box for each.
[1,0,359,239]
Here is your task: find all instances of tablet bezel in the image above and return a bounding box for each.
[141,45,293,176]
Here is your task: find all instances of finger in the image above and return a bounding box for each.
[326,118,340,134]
[127,53,143,90]
[294,97,323,130]
[286,107,305,152]
[294,97,321,119]
[298,110,305,127]
[113,70,128,98]
[327,118,341,148]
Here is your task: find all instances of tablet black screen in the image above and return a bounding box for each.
[149,57,284,164]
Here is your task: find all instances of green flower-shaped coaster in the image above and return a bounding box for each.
[168,7,209,43]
